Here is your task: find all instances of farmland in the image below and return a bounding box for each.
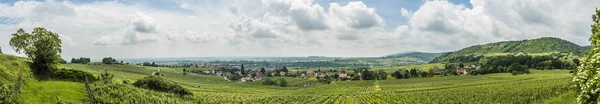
[60,63,574,103]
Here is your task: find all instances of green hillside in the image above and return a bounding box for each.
[384,52,444,62]
[431,37,587,63]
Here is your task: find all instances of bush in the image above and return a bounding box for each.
[278,78,287,87]
[51,68,97,83]
[132,76,192,97]
[262,78,277,85]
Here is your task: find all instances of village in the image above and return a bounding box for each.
[185,63,483,83]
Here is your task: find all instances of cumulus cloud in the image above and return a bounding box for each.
[1,0,599,58]
[329,1,384,29]
[400,8,411,18]
[262,0,329,30]
[94,12,159,46]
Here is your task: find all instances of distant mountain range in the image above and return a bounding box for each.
[430,37,588,63]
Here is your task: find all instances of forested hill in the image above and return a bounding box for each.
[384,52,444,62]
[431,37,587,63]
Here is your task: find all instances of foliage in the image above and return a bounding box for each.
[9,27,62,75]
[507,63,530,75]
[100,70,114,84]
[132,75,192,97]
[92,82,194,103]
[277,78,287,87]
[378,71,388,80]
[70,57,90,64]
[50,68,97,83]
[101,57,117,64]
[432,37,588,63]
[573,8,600,104]
[59,58,67,64]
[262,78,277,85]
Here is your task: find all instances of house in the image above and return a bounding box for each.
[338,72,348,79]
[253,75,262,81]
[317,72,326,78]
[306,71,315,77]
[271,72,277,76]
[280,72,286,76]
[240,76,252,82]
[457,68,469,74]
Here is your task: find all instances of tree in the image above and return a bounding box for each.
[143,62,151,66]
[9,27,62,74]
[151,62,157,67]
[0,46,2,54]
[393,70,403,79]
[574,8,600,103]
[241,64,245,75]
[378,71,388,80]
[409,69,418,77]
[282,67,289,73]
[277,78,287,87]
[260,67,266,75]
[102,57,117,64]
[59,58,67,64]
[183,68,187,76]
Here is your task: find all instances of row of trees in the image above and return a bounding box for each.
[71,57,91,64]
[102,57,126,64]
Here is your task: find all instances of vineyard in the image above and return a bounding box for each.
[62,64,574,103]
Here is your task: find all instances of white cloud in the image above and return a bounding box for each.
[1,0,599,58]
[400,8,411,18]
[329,1,384,29]
[262,0,329,30]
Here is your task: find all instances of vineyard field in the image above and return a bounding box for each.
[61,64,574,103]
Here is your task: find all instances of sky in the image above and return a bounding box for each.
[0,0,599,59]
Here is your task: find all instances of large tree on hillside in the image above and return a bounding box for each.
[573,8,600,103]
[9,27,62,74]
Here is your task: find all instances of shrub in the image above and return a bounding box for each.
[262,78,277,85]
[278,78,287,87]
[51,68,97,82]
[132,76,192,97]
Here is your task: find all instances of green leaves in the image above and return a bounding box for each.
[9,27,63,75]
[573,8,600,104]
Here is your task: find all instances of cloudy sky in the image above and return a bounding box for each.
[0,0,599,59]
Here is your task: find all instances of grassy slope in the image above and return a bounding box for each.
[19,81,88,104]
[539,91,576,104]
[0,54,89,104]
[432,37,587,62]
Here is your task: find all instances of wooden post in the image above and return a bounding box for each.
[85,76,95,103]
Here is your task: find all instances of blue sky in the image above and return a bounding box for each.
[0,0,598,58]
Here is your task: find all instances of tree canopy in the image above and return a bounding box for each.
[9,27,62,73]
[573,8,600,104]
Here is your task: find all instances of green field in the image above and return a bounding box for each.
[58,63,574,103]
